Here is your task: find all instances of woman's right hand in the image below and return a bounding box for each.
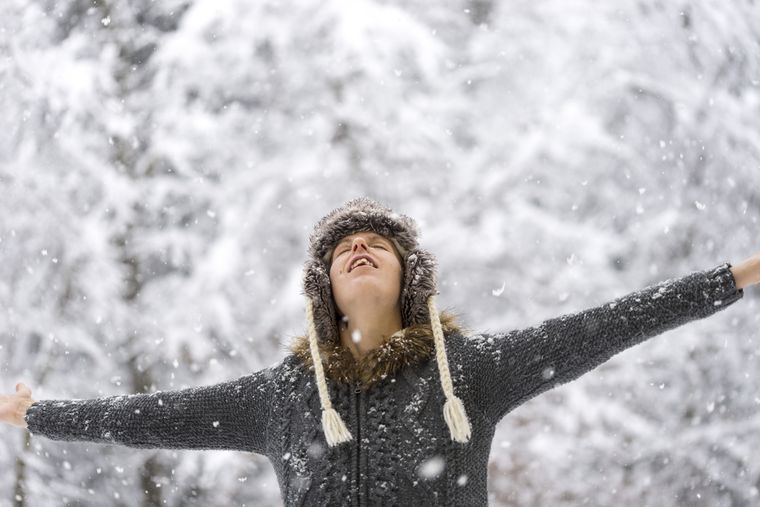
[0,383,35,428]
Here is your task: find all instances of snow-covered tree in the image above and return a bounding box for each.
[1,0,758,505]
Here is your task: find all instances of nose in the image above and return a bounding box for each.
[351,237,369,253]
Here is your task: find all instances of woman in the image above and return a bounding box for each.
[2,197,758,506]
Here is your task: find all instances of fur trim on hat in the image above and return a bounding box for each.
[308,197,420,263]
[289,310,465,389]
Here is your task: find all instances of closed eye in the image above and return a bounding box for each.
[335,243,387,256]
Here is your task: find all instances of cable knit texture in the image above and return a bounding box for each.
[25,262,744,506]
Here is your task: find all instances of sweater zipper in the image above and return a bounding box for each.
[355,383,362,506]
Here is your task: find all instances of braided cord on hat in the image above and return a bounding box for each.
[428,294,472,443]
[305,298,353,447]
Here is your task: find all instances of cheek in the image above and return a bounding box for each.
[329,262,348,291]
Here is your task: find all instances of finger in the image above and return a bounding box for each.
[15,383,32,398]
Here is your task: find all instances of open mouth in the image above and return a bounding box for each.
[349,257,377,272]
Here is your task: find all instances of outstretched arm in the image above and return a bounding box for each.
[466,261,747,425]
[17,364,279,456]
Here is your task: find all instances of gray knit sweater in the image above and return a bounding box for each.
[25,262,744,506]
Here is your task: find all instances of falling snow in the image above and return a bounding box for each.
[1,1,757,506]
[418,455,445,480]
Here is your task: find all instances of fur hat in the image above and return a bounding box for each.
[301,197,472,447]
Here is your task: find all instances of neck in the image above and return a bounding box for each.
[339,306,403,361]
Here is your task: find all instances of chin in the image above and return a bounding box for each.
[340,286,399,308]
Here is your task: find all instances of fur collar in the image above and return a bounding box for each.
[289,311,465,388]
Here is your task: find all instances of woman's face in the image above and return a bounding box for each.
[329,231,404,319]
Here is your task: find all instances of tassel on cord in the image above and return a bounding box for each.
[305,299,353,447]
[428,294,472,443]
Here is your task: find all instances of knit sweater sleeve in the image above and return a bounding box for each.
[466,262,744,425]
[24,364,278,456]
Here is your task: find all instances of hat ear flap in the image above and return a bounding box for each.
[303,259,340,345]
[400,249,438,328]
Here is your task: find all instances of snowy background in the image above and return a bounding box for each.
[1,0,759,505]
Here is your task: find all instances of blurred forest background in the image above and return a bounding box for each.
[1,0,759,505]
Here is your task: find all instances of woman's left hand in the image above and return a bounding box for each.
[730,251,760,289]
